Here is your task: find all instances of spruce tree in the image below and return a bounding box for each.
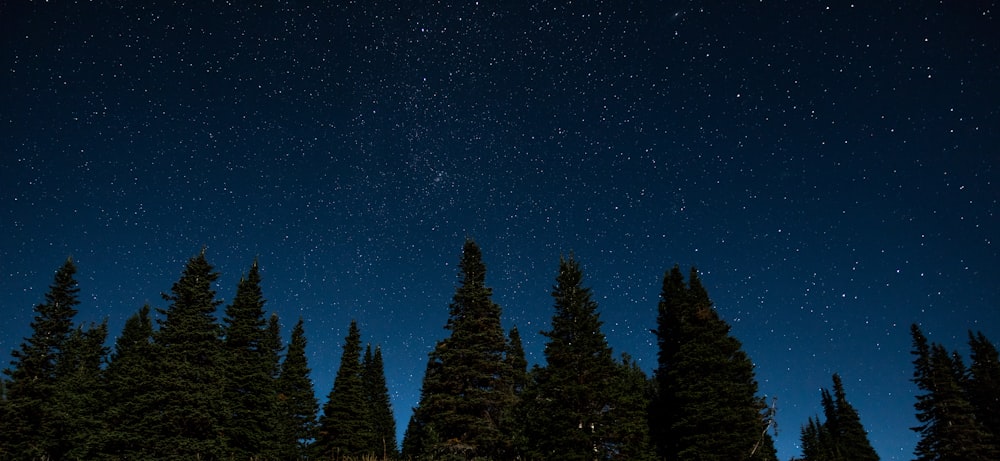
[364,344,399,459]
[796,374,879,461]
[316,319,373,458]
[967,331,1000,441]
[149,250,228,460]
[522,255,629,460]
[604,354,657,460]
[910,324,997,460]
[276,317,319,460]
[404,239,513,460]
[102,304,158,459]
[50,320,109,460]
[221,260,279,459]
[1,257,81,459]
[651,266,777,461]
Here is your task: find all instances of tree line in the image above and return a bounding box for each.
[1,239,998,460]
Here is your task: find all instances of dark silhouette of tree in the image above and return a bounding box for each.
[910,324,997,460]
[50,321,109,460]
[967,331,1000,442]
[523,255,651,460]
[404,239,514,460]
[102,304,158,459]
[364,344,399,459]
[316,319,372,458]
[651,266,777,461]
[276,317,318,460]
[604,354,657,460]
[796,374,879,461]
[221,260,281,459]
[149,250,228,460]
[1,257,81,459]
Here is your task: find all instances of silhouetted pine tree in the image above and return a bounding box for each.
[404,239,513,460]
[149,250,228,460]
[604,354,657,460]
[50,321,109,460]
[651,266,777,461]
[364,344,399,459]
[0,258,81,459]
[796,374,879,461]
[910,324,997,460]
[522,255,637,460]
[221,260,280,459]
[276,318,318,460]
[316,320,372,458]
[967,331,1000,442]
[102,304,158,459]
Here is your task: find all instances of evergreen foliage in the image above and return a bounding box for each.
[796,374,879,461]
[967,331,1000,441]
[1,258,81,459]
[910,324,997,460]
[102,304,158,459]
[49,321,109,460]
[651,265,777,461]
[364,344,399,459]
[149,250,228,460]
[404,239,514,460]
[316,320,373,459]
[522,255,652,460]
[276,317,319,460]
[221,260,281,459]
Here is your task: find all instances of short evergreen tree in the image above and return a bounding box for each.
[910,324,997,460]
[1,257,81,459]
[49,321,109,460]
[149,250,228,460]
[221,260,280,459]
[604,354,657,460]
[404,239,514,460]
[650,266,777,461]
[364,344,399,459]
[967,331,1000,441]
[796,374,879,461]
[276,317,319,460]
[316,319,373,458]
[102,304,158,459]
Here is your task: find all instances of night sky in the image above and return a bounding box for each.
[2,1,998,459]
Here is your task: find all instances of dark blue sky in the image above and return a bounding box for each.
[2,1,998,459]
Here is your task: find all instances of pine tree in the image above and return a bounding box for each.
[49,320,109,460]
[404,239,513,460]
[651,266,777,461]
[502,327,529,457]
[796,374,879,461]
[967,331,1000,441]
[1,257,81,459]
[364,344,399,459]
[102,304,158,459]
[604,354,657,460]
[910,324,997,460]
[221,260,280,459]
[522,255,629,460]
[149,250,228,460]
[316,319,373,458]
[276,317,319,460]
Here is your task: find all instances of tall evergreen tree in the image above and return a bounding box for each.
[102,304,158,459]
[404,239,513,460]
[651,266,777,461]
[364,344,399,459]
[967,331,1000,441]
[316,320,373,459]
[276,318,319,460]
[149,250,228,460]
[522,255,634,460]
[221,260,280,459]
[1,257,81,459]
[910,324,997,460]
[50,320,109,460]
